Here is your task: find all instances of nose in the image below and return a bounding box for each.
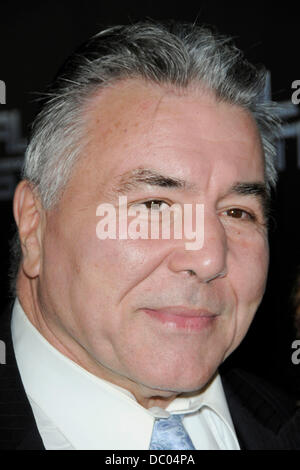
[167,212,228,283]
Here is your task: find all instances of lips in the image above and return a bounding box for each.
[141,306,218,331]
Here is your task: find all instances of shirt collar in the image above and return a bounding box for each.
[11,298,236,449]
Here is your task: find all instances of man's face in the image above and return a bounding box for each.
[37,80,268,399]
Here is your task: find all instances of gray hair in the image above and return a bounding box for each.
[10,21,281,295]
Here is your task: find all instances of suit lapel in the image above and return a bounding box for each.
[0,304,45,450]
[221,366,299,450]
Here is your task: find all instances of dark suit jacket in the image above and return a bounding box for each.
[0,303,300,450]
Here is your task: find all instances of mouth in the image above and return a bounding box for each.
[141,306,219,331]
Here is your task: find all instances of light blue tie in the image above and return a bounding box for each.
[149,413,195,450]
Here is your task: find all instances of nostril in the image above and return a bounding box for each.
[186,270,196,276]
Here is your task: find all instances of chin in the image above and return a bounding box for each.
[138,364,218,396]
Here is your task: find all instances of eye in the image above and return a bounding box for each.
[134,199,170,211]
[223,208,256,221]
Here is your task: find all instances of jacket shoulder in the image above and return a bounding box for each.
[0,303,44,450]
[221,366,300,449]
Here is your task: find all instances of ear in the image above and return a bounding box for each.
[13,180,43,278]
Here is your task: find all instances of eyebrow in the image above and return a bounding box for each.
[113,168,196,193]
[112,168,270,219]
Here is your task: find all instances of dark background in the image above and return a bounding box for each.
[0,1,299,397]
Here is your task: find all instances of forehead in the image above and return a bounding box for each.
[74,79,264,196]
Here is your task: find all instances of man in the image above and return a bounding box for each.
[0,21,299,450]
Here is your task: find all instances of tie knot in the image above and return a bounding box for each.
[149,413,195,450]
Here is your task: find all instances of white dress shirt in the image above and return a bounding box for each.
[11,298,240,450]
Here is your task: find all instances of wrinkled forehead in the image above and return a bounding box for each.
[82,78,263,157]
[84,77,262,156]
[84,77,260,130]
[56,78,265,212]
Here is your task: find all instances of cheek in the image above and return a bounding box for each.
[58,233,165,332]
[237,235,269,301]
[44,208,166,303]
[89,236,171,299]
[228,224,269,295]
[225,233,269,354]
